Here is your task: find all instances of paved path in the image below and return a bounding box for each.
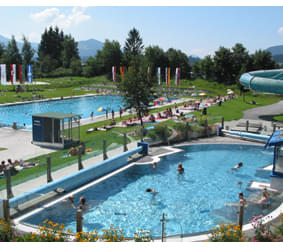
[242,100,283,121]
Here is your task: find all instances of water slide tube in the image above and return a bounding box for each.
[225,130,270,141]
[240,69,283,94]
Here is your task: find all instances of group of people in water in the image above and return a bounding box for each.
[146,162,185,195]
[64,195,87,210]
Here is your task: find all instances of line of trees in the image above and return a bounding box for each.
[192,43,277,85]
[0,26,278,85]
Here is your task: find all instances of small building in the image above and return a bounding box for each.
[265,130,283,190]
[32,112,81,149]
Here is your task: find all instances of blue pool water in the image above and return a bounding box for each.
[21,144,274,237]
[0,95,123,129]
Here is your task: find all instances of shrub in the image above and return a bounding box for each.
[0,219,13,242]
[134,229,151,242]
[152,124,170,142]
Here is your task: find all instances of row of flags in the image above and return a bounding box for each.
[0,64,33,85]
[112,66,181,86]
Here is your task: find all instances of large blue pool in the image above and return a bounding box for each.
[20,144,274,237]
[0,95,124,129]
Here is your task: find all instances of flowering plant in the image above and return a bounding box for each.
[210,222,245,242]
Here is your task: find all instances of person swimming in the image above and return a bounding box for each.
[177,163,184,174]
[232,162,243,170]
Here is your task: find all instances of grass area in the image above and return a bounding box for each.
[0,148,7,151]
[273,114,283,122]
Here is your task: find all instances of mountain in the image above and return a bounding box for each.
[0,34,104,61]
[266,45,283,63]
[266,45,283,56]
[78,39,104,61]
[188,55,201,65]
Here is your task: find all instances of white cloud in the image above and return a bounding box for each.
[278,26,283,35]
[190,48,214,58]
[30,7,91,29]
[30,8,60,23]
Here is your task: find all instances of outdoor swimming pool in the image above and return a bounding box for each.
[20,144,275,238]
[0,95,124,129]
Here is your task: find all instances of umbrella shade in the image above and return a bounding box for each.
[227,90,234,95]
[199,92,207,96]
[191,93,198,96]
[159,97,164,101]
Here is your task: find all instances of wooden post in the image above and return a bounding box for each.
[78,148,83,170]
[3,199,10,222]
[46,156,53,183]
[165,125,170,145]
[76,209,83,233]
[5,168,14,199]
[204,119,208,137]
[245,120,249,132]
[185,122,189,140]
[161,213,166,242]
[238,203,244,231]
[123,133,128,152]
[103,139,108,160]
[221,117,224,128]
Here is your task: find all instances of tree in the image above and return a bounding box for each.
[166,48,192,79]
[118,57,154,131]
[250,50,276,71]
[70,58,82,76]
[82,56,99,77]
[37,26,64,73]
[21,36,35,65]
[4,35,22,65]
[0,43,5,63]
[231,43,249,84]
[213,46,234,84]
[123,27,144,66]
[200,55,214,81]
[192,61,201,79]
[61,34,80,68]
[96,39,122,79]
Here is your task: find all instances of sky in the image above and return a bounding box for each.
[0,1,283,58]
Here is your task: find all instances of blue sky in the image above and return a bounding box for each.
[0,4,283,57]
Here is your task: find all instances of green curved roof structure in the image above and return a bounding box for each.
[240,69,283,94]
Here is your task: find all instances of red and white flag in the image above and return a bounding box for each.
[112,66,116,82]
[175,67,181,86]
[0,64,6,85]
[19,64,22,84]
[10,64,16,84]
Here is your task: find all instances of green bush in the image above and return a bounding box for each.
[152,124,170,142]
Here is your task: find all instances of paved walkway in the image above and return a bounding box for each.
[242,100,283,121]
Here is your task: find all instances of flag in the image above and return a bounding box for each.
[1,64,6,85]
[22,64,25,84]
[10,64,16,84]
[175,67,181,86]
[165,67,168,85]
[120,66,125,82]
[157,67,161,85]
[27,64,33,83]
[112,66,116,82]
[168,67,170,85]
[19,64,22,84]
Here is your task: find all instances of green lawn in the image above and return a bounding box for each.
[273,114,283,122]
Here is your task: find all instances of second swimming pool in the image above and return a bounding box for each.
[19,144,275,237]
[0,95,123,128]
